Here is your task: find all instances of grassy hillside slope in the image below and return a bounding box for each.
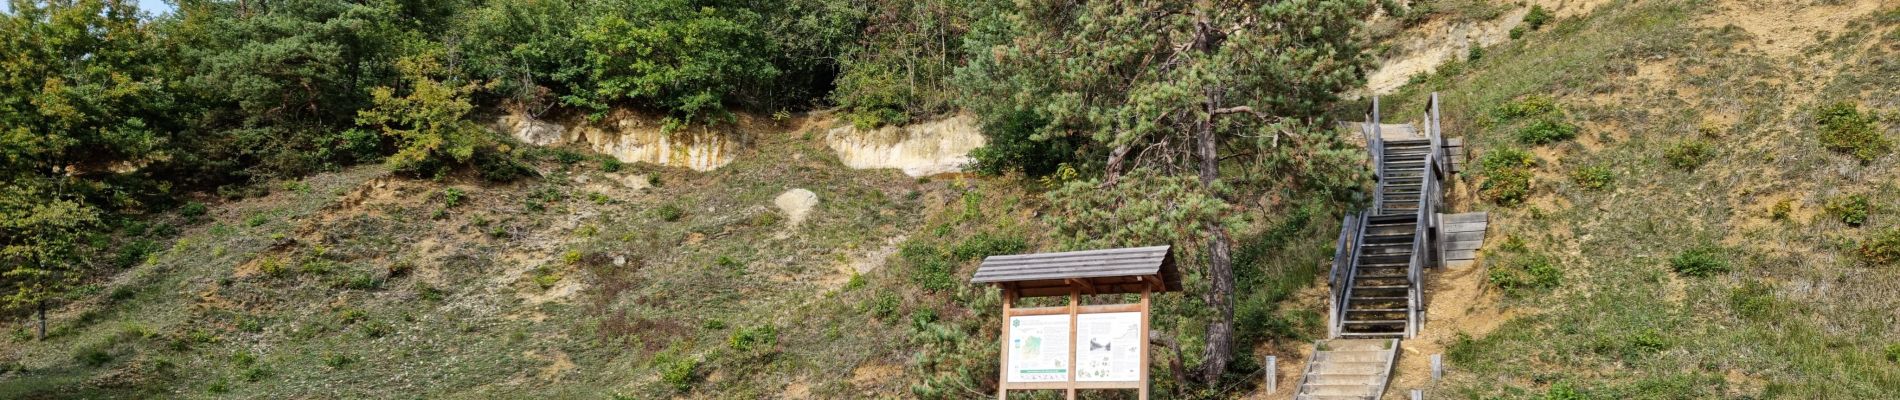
[1376,0,1900,398]
[0,115,1047,398]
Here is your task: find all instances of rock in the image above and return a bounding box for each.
[774,188,819,229]
[825,114,985,177]
[605,173,652,191]
[497,114,568,146]
[495,112,738,171]
[613,255,627,267]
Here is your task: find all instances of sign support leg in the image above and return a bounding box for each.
[1066,288,1079,400]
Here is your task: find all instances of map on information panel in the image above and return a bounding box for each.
[1006,315,1071,382]
[1074,312,1142,382]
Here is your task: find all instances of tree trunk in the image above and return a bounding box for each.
[1196,92,1237,384]
[36,300,46,341]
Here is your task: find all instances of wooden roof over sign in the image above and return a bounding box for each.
[971,245,1182,298]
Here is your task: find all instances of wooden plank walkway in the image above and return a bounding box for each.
[1438,212,1489,268]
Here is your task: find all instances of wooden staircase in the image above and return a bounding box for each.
[1292,338,1399,400]
[1299,93,1446,399]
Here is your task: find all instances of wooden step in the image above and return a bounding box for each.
[1298,384,1377,397]
[1301,374,1384,386]
[1314,350,1389,363]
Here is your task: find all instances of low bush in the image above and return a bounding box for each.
[654,204,685,222]
[727,325,777,352]
[1571,165,1613,190]
[599,158,623,173]
[1492,96,1558,121]
[1669,245,1730,277]
[868,291,901,321]
[1488,253,1562,293]
[1478,149,1536,206]
[1815,101,1890,162]
[1859,228,1900,266]
[179,202,208,217]
[1663,140,1715,170]
[1516,119,1578,144]
[658,356,698,392]
[1524,5,1554,30]
[73,341,114,366]
[900,242,956,292]
[1770,199,1794,221]
[1824,194,1872,226]
[440,188,466,208]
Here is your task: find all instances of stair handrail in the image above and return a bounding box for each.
[1370,96,1385,214]
[1328,212,1357,338]
[1405,92,1443,338]
[1333,212,1371,338]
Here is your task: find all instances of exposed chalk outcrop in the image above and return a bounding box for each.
[496,113,739,171]
[824,115,985,177]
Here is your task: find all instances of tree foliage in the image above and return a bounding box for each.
[356,50,500,177]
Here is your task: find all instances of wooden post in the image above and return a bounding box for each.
[1430,353,1442,381]
[1139,289,1151,400]
[999,290,1014,400]
[1265,355,1277,394]
[1066,288,1079,400]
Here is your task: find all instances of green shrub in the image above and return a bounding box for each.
[654,204,684,222]
[1663,140,1716,169]
[1467,44,1484,62]
[341,272,383,291]
[950,232,1028,261]
[1509,26,1526,39]
[1571,165,1613,190]
[1491,96,1558,121]
[900,241,957,292]
[727,325,777,352]
[1859,228,1900,266]
[1524,5,1554,30]
[843,273,865,290]
[179,202,208,217]
[73,342,114,366]
[1815,102,1890,162]
[554,150,585,166]
[441,188,466,208]
[1545,381,1586,400]
[532,267,562,289]
[1825,194,1872,226]
[869,291,901,321]
[1488,254,1562,293]
[600,158,624,173]
[968,110,1072,176]
[1771,199,1794,221]
[324,353,355,369]
[1516,119,1578,144]
[240,364,272,382]
[1669,245,1730,277]
[1886,343,1900,363]
[1478,149,1536,206]
[658,356,698,392]
[245,213,270,227]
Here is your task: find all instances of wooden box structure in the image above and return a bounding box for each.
[971,245,1182,400]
